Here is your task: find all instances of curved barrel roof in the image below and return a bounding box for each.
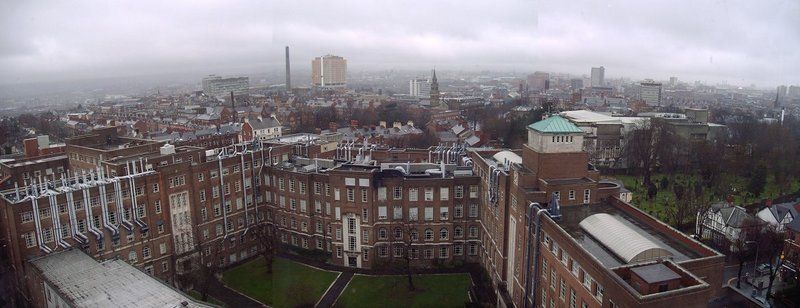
[579,213,673,263]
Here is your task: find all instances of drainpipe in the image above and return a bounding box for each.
[49,193,70,248]
[64,183,88,244]
[524,203,548,308]
[82,181,103,241]
[240,144,250,232]
[30,181,53,253]
[218,151,229,237]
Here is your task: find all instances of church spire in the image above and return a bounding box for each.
[430,68,440,109]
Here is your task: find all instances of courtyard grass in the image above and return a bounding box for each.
[222,257,339,308]
[335,273,472,308]
[187,290,224,307]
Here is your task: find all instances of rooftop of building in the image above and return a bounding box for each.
[527,115,584,134]
[31,249,211,308]
[557,202,705,268]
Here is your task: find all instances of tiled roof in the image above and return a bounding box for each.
[527,115,583,134]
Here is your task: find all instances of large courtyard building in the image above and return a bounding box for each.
[311,55,347,88]
[0,117,724,307]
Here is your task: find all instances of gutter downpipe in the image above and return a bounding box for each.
[523,202,547,308]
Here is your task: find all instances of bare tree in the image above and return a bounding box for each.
[256,222,278,274]
[731,218,760,288]
[759,226,786,300]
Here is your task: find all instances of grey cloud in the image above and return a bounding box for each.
[0,0,797,87]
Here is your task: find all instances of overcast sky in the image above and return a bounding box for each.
[1,0,798,87]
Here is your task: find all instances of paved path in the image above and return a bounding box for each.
[206,275,267,308]
[316,272,354,308]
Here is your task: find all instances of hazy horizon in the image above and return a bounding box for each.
[1,0,799,89]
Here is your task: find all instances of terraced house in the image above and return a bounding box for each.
[0,117,724,307]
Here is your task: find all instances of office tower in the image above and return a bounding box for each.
[669,77,678,87]
[640,81,663,106]
[201,75,249,97]
[311,55,347,87]
[591,66,605,87]
[409,77,431,98]
[527,72,550,92]
[788,85,800,99]
[285,46,291,91]
[570,78,584,91]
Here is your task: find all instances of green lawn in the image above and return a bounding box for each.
[187,290,225,307]
[335,273,472,308]
[222,257,339,308]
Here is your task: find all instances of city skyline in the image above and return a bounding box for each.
[1,0,798,88]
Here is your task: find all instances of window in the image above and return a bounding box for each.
[153,183,160,193]
[439,246,448,258]
[378,228,387,240]
[469,226,478,237]
[394,246,403,257]
[454,226,463,238]
[410,229,418,241]
[409,188,418,201]
[425,207,433,221]
[455,186,463,198]
[393,206,403,220]
[584,189,590,204]
[361,189,368,202]
[568,190,575,200]
[469,185,478,198]
[23,232,35,248]
[143,246,151,259]
[409,207,418,221]
[347,188,355,202]
[362,208,368,222]
[560,278,566,300]
[469,242,477,255]
[455,205,463,218]
[393,187,402,200]
[454,245,463,255]
[378,246,388,257]
[595,283,604,301]
[440,228,449,240]
[378,206,387,220]
[469,204,478,217]
[20,212,33,223]
[570,288,576,308]
[551,269,557,290]
[378,187,387,200]
[424,187,434,201]
[440,187,449,200]
[394,227,403,239]
[424,229,433,241]
[440,207,449,220]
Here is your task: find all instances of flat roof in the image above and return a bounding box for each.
[31,249,210,308]
[557,202,701,268]
[631,263,681,284]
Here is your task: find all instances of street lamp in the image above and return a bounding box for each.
[746,240,761,297]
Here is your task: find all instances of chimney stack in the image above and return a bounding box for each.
[285,46,291,91]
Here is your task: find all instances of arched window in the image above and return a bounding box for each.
[440,228,449,240]
[394,227,403,239]
[410,229,419,241]
[454,226,463,238]
[425,229,433,241]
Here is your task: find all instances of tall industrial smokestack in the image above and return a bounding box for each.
[285,46,291,91]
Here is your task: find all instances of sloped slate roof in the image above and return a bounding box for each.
[527,115,583,134]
